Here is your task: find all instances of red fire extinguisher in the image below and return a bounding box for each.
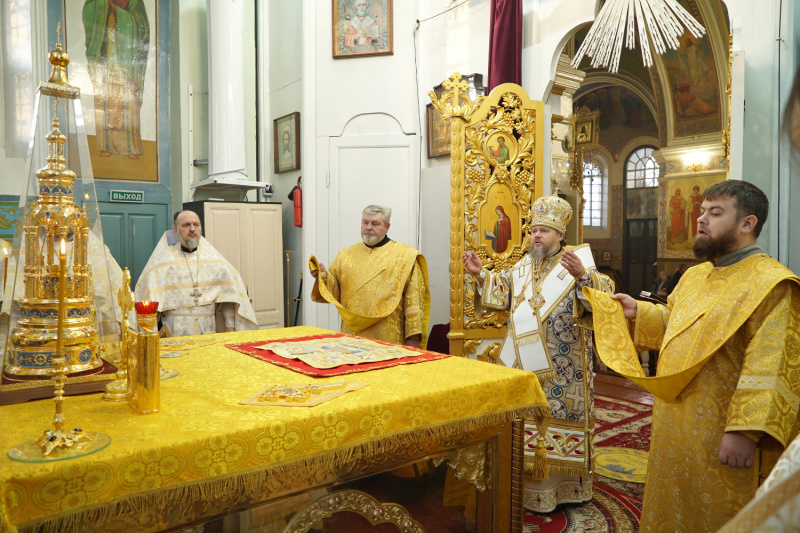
[291,177,302,227]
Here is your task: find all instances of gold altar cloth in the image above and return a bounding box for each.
[0,326,547,533]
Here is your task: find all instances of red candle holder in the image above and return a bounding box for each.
[135,301,159,332]
[135,301,159,314]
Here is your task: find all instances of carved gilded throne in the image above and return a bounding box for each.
[430,74,544,360]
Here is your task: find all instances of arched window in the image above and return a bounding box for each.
[625,146,660,189]
[582,156,605,227]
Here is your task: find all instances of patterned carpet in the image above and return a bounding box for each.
[523,394,652,531]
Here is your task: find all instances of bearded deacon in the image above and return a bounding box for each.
[462,194,614,513]
[135,210,257,336]
[600,180,800,533]
[310,204,430,348]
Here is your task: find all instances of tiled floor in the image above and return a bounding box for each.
[594,371,653,406]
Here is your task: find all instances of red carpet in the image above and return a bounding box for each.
[594,394,652,451]
[523,394,652,531]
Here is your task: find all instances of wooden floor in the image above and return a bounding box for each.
[594,371,653,406]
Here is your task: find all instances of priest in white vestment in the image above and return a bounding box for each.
[135,210,257,336]
[462,194,614,513]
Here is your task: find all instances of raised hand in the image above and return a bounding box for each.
[462,251,482,275]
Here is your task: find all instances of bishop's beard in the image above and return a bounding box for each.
[529,241,560,261]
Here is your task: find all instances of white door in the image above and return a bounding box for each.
[313,116,418,331]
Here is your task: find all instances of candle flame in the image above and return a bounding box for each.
[60,238,66,256]
[3,248,6,257]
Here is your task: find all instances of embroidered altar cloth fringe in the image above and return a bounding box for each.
[0,326,548,533]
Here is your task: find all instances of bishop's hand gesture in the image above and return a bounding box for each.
[462,251,482,276]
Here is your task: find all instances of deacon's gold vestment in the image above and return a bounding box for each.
[718,432,800,533]
[632,252,800,533]
[311,240,429,346]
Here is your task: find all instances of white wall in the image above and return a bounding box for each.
[302,0,422,329]
[723,0,794,265]
[416,0,492,328]
[265,0,304,326]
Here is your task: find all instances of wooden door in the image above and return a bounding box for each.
[623,218,657,296]
[98,202,169,288]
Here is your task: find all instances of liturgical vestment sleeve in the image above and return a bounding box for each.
[725,280,800,447]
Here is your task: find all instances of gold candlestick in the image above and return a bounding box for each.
[8,239,111,462]
[103,268,134,401]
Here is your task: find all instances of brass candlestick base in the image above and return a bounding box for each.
[8,430,110,463]
[102,368,128,401]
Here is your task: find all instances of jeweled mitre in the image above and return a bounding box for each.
[531,194,572,234]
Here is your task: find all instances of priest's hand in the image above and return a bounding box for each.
[311,262,327,280]
[718,431,757,469]
[462,251,482,275]
[611,293,637,318]
[404,335,421,349]
[560,250,585,278]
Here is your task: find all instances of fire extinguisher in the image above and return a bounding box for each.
[287,177,302,227]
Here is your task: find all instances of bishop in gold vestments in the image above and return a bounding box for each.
[311,205,429,348]
[464,194,614,513]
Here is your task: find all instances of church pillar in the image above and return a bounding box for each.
[207,0,247,181]
[549,54,585,243]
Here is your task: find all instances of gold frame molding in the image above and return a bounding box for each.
[284,490,424,533]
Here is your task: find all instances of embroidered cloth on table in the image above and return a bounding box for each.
[160,337,221,351]
[239,382,368,407]
[0,326,547,533]
[227,333,449,377]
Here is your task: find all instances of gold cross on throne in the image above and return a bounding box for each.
[190,286,202,305]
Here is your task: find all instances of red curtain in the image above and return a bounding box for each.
[487,0,523,91]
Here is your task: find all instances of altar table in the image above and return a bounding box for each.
[0,326,547,533]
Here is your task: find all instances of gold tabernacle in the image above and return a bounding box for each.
[4,32,102,378]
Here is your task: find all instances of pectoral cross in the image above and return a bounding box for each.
[190,285,202,305]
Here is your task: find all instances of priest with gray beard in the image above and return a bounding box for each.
[462,193,614,513]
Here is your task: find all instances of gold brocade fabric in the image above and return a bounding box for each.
[718,433,800,533]
[311,241,430,348]
[589,253,800,533]
[0,326,547,533]
[135,234,257,333]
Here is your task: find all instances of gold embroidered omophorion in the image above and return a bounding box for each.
[586,253,800,533]
[480,243,614,513]
[311,241,430,348]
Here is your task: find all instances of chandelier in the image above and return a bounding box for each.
[571,0,706,73]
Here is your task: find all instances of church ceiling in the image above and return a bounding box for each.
[567,0,729,147]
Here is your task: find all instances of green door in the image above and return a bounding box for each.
[98,202,169,288]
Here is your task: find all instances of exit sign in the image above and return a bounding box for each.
[110,190,144,203]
